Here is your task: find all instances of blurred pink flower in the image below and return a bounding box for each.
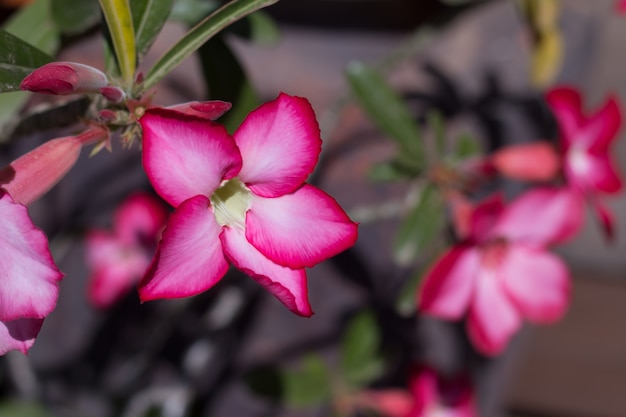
[546,86,622,239]
[138,93,358,316]
[359,366,476,417]
[419,188,581,355]
[616,0,626,15]
[490,142,561,182]
[86,193,167,309]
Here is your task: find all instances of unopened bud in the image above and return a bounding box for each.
[167,100,232,120]
[492,142,561,182]
[21,62,108,95]
[100,86,126,103]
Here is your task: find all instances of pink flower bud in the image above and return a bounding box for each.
[491,142,561,182]
[100,86,126,102]
[167,100,232,120]
[20,62,109,95]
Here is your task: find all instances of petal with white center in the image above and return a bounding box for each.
[138,195,229,301]
[0,193,61,321]
[566,152,622,194]
[234,93,322,197]
[418,246,479,320]
[545,87,584,149]
[0,318,43,355]
[467,264,521,356]
[221,227,312,317]
[245,184,357,269]
[140,108,242,207]
[501,245,570,323]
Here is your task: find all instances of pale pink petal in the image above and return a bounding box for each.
[545,87,584,149]
[491,142,560,182]
[138,195,229,301]
[566,151,622,194]
[0,193,62,321]
[469,194,504,244]
[86,231,150,309]
[500,245,569,323]
[234,93,322,197]
[114,193,167,246]
[245,184,357,269]
[140,109,242,207]
[221,227,312,317]
[418,246,479,320]
[467,265,521,355]
[0,318,43,355]
[492,188,584,245]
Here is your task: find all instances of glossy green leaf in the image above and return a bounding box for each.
[51,0,100,35]
[393,184,444,267]
[131,0,174,61]
[347,61,424,168]
[340,311,385,387]
[283,355,332,407]
[99,0,136,84]
[143,0,279,91]
[0,30,54,93]
[198,35,259,132]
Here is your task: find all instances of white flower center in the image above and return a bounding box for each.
[568,147,591,177]
[210,178,251,229]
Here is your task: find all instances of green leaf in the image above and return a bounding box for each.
[427,110,446,159]
[393,184,444,267]
[142,0,279,91]
[369,159,421,182]
[346,62,424,168]
[283,355,332,407]
[340,311,385,388]
[170,0,219,25]
[455,133,480,159]
[198,35,259,132]
[0,401,49,417]
[99,0,136,84]
[0,30,54,93]
[51,0,100,35]
[131,0,174,62]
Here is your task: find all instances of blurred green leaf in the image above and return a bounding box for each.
[143,0,279,91]
[369,158,421,182]
[427,110,445,159]
[340,311,385,388]
[51,0,100,35]
[170,0,218,25]
[0,401,49,417]
[454,133,480,159]
[131,0,174,62]
[99,0,136,84]
[283,355,332,407]
[0,30,53,93]
[396,260,434,316]
[245,365,285,401]
[393,184,444,267]
[346,61,424,168]
[0,0,59,141]
[198,35,259,132]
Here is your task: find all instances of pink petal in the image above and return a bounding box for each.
[138,195,229,301]
[114,193,167,246]
[167,100,232,120]
[245,184,357,269]
[418,246,479,320]
[221,227,312,317]
[492,188,584,245]
[140,108,242,207]
[566,151,622,194]
[491,142,560,182]
[0,318,43,355]
[0,193,62,321]
[86,231,150,309]
[545,87,584,149]
[467,265,521,356]
[469,194,504,244]
[586,96,621,153]
[357,390,414,417]
[500,245,570,323]
[234,93,322,197]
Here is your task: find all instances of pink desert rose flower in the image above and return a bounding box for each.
[0,191,62,355]
[138,93,358,316]
[419,188,581,355]
[490,142,561,182]
[86,193,167,309]
[358,366,476,417]
[546,86,622,239]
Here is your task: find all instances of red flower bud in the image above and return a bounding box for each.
[20,62,109,95]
